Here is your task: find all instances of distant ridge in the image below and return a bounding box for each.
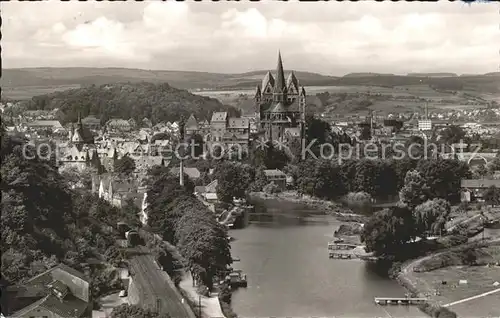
[1,67,499,100]
[407,73,458,78]
[343,72,396,78]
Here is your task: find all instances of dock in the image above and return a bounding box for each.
[329,252,356,259]
[374,297,427,305]
[328,242,359,250]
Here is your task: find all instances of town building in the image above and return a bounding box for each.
[93,174,141,208]
[418,119,432,131]
[254,52,306,142]
[106,119,135,133]
[26,120,63,132]
[3,264,91,318]
[461,179,500,202]
[264,169,287,190]
[81,115,101,131]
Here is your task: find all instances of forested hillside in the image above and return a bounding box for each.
[0,128,135,297]
[22,82,239,124]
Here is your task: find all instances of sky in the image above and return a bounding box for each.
[2,0,499,75]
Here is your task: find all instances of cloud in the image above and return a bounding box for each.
[2,0,498,75]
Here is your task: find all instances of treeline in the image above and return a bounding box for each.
[22,82,240,125]
[0,128,137,298]
[145,166,232,290]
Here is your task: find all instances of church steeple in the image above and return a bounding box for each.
[274,51,286,94]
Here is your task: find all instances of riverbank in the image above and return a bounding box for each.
[248,191,368,223]
[396,238,500,318]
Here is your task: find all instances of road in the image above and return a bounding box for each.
[128,246,196,318]
[444,288,500,307]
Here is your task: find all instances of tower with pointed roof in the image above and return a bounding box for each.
[254,51,306,142]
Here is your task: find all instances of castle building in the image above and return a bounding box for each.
[255,52,306,142]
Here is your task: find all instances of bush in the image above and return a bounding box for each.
[345,192,372,215]
[263,182,281,194]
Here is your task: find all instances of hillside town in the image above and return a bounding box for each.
[2,2,500,318]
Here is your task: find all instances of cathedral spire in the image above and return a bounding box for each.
[274,51,286,93]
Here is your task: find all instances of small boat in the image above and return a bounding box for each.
[333,237,344,243]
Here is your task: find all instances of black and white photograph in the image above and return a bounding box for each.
[1,1,499,318]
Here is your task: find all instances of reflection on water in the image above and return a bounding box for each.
[229,197,423,318]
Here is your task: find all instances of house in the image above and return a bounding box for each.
[461,179,500,202]
[264,169,287,190]
[26,120,63,132]
[106,119,132,132]
[81,115,101,131]
[3,264,91,318]
[170,167,201,181]
[93,174,139,208]
[195,179,218,202]
[185,114,199,137]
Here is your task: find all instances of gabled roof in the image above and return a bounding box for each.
[81,115,100,124]
[170,167,201,179]
[261,72,275,91]
[211,112,228,122]
[185,114,199,129]
[27,120,63,129]
[205,179,218,193]
[255,85,261,98]
[286,71,299,92]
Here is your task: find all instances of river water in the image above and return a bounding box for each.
[229,198,425,318]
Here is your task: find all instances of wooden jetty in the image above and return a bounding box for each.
[374,297,427,305]
[327,242,359,250]
[329,251,356,259]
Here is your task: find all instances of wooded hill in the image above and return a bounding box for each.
[20,82,239,124]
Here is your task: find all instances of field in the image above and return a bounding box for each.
[2,84,82,100]
[193,84,497,116]
[414,263,500,317]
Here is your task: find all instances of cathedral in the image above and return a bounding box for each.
[254,52,306,142]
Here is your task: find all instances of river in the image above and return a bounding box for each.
[229,198,424,318]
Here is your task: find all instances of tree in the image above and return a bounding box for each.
[214,162,255,203]
[483,185,500,207]
[295,159,345,199]
[345,192,372,215]
[473,164,488,179]
[114,155,136,175]
[440,125,466,145]
[175,203,232,290]
[110,304,171,318]
[251,141,289,170]
[399,170,430,209]
[361,205,416,257]
[413,199,451,236]
[417,159,471,203]
[263,182,281,194]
